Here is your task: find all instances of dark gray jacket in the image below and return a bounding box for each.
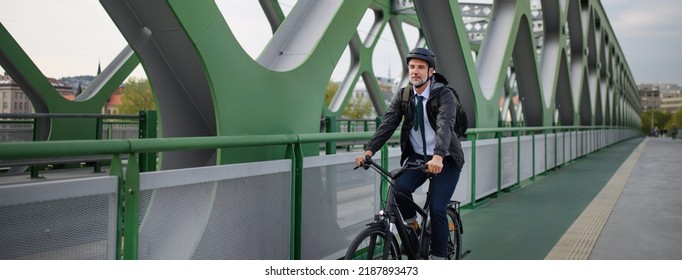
[366,73,465,170]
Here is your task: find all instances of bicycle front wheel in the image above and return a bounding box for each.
[344,225,400,260]
[446,208,462,260]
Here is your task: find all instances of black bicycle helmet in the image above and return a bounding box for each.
[406,47,436,69]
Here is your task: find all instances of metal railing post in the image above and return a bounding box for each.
[122,153,140,260]
[324,116,337,154]
[544,129,548,173]
[94,117,104,173]
[138,111,157,172]
[516,127,521,187]
[293,143,303,260]
[30,117,41,178]
[496,130,502,196]
[529,130,536,182]
[563,129,567,165]
[554,127,558,168]
[569,128,573,161]
[107,122,113,140]
[285,143,303,260]
[110,154,125,259]
[469,132,478,208]
[346,120,352,151]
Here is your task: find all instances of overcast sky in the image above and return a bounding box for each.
[601,0,682,85]
[0,0,680,86]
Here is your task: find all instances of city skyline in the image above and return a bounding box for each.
[0,0,680,86]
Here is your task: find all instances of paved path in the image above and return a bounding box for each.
[461,137,682,260]
[589,137,682,259]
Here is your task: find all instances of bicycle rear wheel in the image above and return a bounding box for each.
[421,208,462,259]
[446,208,462,260]
[344,225,400,260]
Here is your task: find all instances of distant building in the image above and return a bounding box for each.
[1,74,74,114]
[103,86,124,114]
[0,73,122,115]
[1,75,30,114]
[639,83,681,114]
[638,84,661,111]
[658,84,682,114]
[376,76,396,102]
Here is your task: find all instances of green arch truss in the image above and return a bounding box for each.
[0,0,640,167]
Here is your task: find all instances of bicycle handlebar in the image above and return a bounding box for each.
[355,156,429,180]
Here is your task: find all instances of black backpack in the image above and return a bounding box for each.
[401,86,468,139]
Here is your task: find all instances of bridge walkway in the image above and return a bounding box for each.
[461,136,682,260]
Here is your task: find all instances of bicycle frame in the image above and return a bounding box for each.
[361,158,433,260]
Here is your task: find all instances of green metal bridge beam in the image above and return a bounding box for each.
[0,22,139,141]
[1,0,642,157]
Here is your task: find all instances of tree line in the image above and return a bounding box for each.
[118,79,376,119]
[641,110,682,135]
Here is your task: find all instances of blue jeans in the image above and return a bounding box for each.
[395,154,460,258]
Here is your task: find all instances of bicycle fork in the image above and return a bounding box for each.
[381,208,422,259]
[383,220,396,260]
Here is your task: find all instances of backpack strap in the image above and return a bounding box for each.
[402,86,411,102]
[401,86,411,112]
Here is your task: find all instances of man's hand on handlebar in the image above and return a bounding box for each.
[426,155,444,175]
[355,150,374,167]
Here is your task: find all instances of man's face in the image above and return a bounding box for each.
[408,58,434,86]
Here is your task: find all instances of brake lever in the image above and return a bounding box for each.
[412,159,432,177]
[354,156,373,170]
[362,156,372,170]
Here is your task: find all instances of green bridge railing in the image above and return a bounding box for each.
[0,112,150,177]
[0,125,640,259]
[465,126,639,207]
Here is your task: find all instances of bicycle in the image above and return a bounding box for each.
[344,156,468,260]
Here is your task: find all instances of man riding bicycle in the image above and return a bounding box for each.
[354,47,465,260]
